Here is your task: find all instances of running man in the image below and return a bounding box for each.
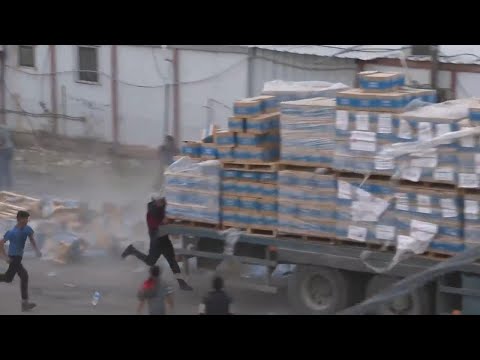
[0,210,41,312]
[121,193,193,291]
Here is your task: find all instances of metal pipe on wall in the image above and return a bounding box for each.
[0,48,5,125]
[172,48,180,145]
[111,45,119,149]
[49,45,58,134]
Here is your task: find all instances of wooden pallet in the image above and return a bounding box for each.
[422,251,453,260]
[221,161,279,172]
[277,231,336,244]
[398,179,456,190]
[279,161,332,172]
[335,171,392,182]
[222,223,276,237]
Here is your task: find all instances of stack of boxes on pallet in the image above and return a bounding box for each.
[394,184,464,253]
[334,71,437,176]
[221,165,278,232]
[165,158,222,224]
[277,169,337,238]
[224,95,280,163]
[336,175,395,245]
[462,104,480,249]
[280,98,336,167]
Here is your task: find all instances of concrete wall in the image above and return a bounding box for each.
[4,45,52,133]
[178,49,248,140]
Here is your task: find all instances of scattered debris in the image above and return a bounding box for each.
[64,283,76,288]
[91,291,101,306]
[47,272,57,277]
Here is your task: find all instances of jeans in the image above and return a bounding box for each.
[0,256,29,300]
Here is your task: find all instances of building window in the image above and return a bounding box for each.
[18,45,35,68]
[78,45,99,83]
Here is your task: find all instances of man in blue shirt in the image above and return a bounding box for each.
[0,210,42,312]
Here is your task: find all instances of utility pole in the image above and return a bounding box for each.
[430,45,439,90]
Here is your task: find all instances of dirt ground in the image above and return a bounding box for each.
[0,148,293,315]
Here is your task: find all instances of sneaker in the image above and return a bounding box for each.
[22,302,37,312]
[178,279,193,291]
[121,245,134,259]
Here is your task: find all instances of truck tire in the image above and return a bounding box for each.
[287,265,351,315]
[365,275,432,315]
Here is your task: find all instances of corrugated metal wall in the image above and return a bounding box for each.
[250,48,358,95]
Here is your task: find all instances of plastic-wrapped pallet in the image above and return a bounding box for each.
[464,191,480,249]
[262,80,349,106]
[394,184,464,254]
[334,84,438,176]
[336,176,395,245]
[392,99,478,185]
[277,170,336,238]
[221,169,277,230]
[280,98,336,167]
[456,104,480,188]
[165,157,221,224]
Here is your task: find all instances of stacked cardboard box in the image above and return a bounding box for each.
[394,185,464,253]
[280,98,336,167]
[221,169,277,230]
[165,158,222,224]
[277,170,336,238]
[335,176,396,245]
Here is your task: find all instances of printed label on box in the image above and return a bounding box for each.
[375,156,395,170]
[417,194,432,214]
[397,235,415,250]
[434,167,454,182]
[410,219,438,242]
[410,155,438,168]
[336,110,349,130]
[401,167,422,182]
[348,225,367,242]
[436,123,453,144]
[350,140,376,152]
[338,180,351,200]
[465,200,479,220]
[440,198,458,218]
[459,173,479,188]
[398,119,412,139]
[350,131,376,142]
[376,225,395,241]
[475,154,480,174]
[355,112,369,131]
[396,192,409,211]
[461,127,475,147]
[378,114,392,134]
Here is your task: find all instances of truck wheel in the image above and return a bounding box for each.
[365,275,432,315]
[287,265,350,315]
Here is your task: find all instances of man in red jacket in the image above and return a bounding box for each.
[121,193,192,291]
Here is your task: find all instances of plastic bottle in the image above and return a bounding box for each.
[92,291,101,306]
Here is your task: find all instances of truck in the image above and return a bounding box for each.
[163,223,480,315]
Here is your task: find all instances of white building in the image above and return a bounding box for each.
[1,45,480,153]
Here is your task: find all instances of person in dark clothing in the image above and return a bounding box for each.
[121,193,193,291]
[0,211,41,312]
[199,276,233,315]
